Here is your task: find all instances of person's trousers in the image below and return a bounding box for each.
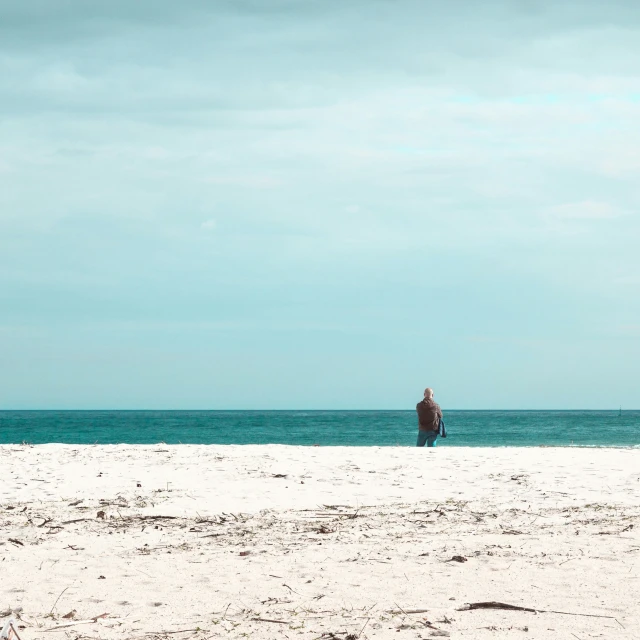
[417,430,438,447]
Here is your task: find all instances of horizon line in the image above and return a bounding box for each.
[0,408,634,412]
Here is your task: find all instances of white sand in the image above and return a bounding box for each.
[1,445,639,639]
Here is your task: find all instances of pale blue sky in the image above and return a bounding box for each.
[1,0,639,409]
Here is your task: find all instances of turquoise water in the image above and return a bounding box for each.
[0,410,638,447]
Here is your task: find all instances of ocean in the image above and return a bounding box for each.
[0,410,638,447]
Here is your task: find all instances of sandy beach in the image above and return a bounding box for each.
[1,445,639,639]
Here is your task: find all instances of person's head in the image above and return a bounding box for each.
[424,387,434,400]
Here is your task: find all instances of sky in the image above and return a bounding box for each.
[1,0,639,409]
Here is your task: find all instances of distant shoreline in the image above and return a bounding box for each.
[2,410,638,448]
[2,442,640,449]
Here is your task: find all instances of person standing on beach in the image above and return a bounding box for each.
[416,388,442,447]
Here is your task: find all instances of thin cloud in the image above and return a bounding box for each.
[200,219,217,231]
[547,201,622,220]
[203,174,284,188]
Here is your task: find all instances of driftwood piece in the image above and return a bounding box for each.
[445,555,467,563]
[458,602,536,613]
[61,518,91,525]
[458,601,619,620]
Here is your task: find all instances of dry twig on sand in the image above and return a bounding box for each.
[251,617,288,624]
[48,586,70,615]
[387,608,430,615]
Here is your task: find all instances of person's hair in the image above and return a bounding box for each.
[424,387,434,399]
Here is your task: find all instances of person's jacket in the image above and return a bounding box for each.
[416,398,443,432]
